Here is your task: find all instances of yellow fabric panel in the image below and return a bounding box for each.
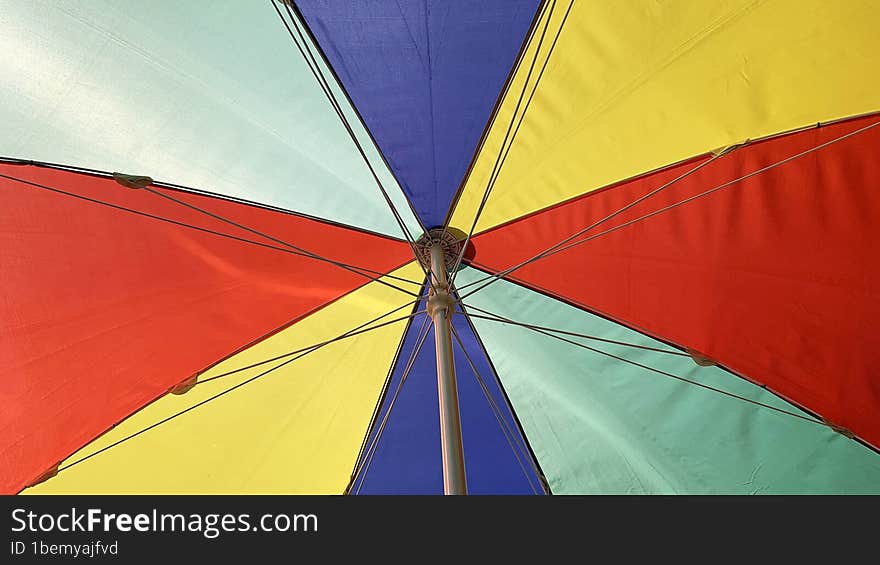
[26,262,423,494]
[450,0,880,233]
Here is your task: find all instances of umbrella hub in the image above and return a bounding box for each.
[418,228,459,317]
[414,227,472,273]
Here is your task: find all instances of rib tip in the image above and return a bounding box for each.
[710,138,750,157]
[28,465,60,488]
[823,419,855,439]
[687,348,716,367]
[112,172,153,189]
[169,374,199,395]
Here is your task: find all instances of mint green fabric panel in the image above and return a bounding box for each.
[0,1,420,237]
[457,268,880,494]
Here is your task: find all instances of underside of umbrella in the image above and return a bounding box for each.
[2,0,879,495]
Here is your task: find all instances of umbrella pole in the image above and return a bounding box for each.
[428,241,468,495]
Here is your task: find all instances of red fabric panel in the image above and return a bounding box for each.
[472,115,880,448]
[0,164,412,493]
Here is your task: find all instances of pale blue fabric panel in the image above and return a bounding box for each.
[457,267,880,494]
[0,0,420,237]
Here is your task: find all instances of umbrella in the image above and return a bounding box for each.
[2,0,879,495]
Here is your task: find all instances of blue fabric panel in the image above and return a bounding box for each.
[296,0,541,228]
[352,300,543,494]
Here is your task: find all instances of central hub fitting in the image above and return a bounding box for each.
[414,227,469,273]
[416,228,471,318]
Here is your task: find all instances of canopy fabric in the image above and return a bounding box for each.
[457,268,880,494]
[297,0,541,227]
[449,0,880,232]
[0,0,420,237]
[2,1,879,495]
[25,263,422,494]
[470,114,880,449]
[351,291,544,495]
[0,163,417,493]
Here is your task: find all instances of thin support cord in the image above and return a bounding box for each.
[449,0,562,282]
[350,316,433,494]
[458,118,880,299]
[450,324,543,495]
[439,0,551,236]
[36,299,421,480]
[464,306,690,357]
[145,186,418,297]
[475,305,837,429]
[455,152,724,294]
[198,309,425,387]
[271,1,438,292]
[349,296,426,478]
[0,172,422,292]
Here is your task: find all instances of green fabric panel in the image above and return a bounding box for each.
[457,268,880,494]
[0,0,420,238]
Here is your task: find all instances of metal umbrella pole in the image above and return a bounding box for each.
[422,230,468,495]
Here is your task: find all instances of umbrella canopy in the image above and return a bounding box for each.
[2,0,879,495]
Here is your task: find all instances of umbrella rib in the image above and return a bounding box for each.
[439,0,551,234]
[275,0,426,239]
[449,0,572,285]
[542,118,880,260]
[348,315,433,494]
[447,0,556,254]
[144,186,421,296]
[349,292,426,482]
[458,118,880,299]
[455,152,724,295]
[271,1,438,291]
[0,155,414,243]
[0,172,423,292]
[457,301,555,494]
[477,305,838,430]
[197,308,426,387]
[450,323,544,495]
[44,298,422,478]
[463,306,691,357]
